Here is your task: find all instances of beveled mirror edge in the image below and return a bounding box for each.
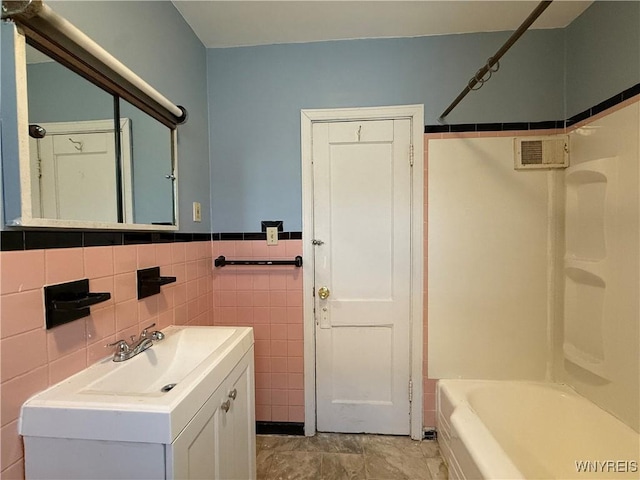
[13,25,35,225]
[6,217,179,231]
[172,128,179,228]
[7,20,180,232]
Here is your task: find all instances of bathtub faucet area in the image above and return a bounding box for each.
[106,323,165,362]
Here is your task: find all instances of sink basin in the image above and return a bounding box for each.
[82,327,236,396]
[19,326,254,444]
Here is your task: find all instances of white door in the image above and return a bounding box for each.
[28,119,133,223]
[313,119,413,434]
[39,131,119,222]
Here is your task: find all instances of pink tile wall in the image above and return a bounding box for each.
[0,241,213,479]
[212,240,304,423]
[423,137,437,428]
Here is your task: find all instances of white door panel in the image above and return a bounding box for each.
[28,119,133,223]
[44,132,118,222]
[313,118,412,434]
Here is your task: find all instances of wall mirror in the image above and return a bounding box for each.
[2,0,186,230]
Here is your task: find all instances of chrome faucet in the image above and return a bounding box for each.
[106,323,165,362]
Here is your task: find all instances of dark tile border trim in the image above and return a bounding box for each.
[24,231,84,250]
[1,230,303,251]
[426,119,564,134]
[425,82,640,133]
[256,421,305,436]
[215,232,302,242]
[245,232,267,241]
[1,230,215,251]
[83,232,124,247]
[424,429,438,440]
[0,231,26,251]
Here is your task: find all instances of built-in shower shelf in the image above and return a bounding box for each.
[563,265,607,380]
[565,167,608,185]
[563,258,607,280]
[565,156,617,178]
[563,156,618,382]
[563,342,609,380]
[564,156,617,262]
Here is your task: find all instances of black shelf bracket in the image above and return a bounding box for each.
[44,279,111,329]
[137,266,177,300]
[214,255,303,268]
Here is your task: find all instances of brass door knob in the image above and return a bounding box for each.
[318,286,330,299]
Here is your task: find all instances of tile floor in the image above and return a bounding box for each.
[256,433,448,480]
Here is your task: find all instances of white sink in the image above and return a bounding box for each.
[20,326,254,444]
[82,327,236,396]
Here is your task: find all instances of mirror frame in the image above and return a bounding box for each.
[3,1,184,231]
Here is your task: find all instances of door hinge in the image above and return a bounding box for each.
[408,379,413,402]
[409,144,414,167]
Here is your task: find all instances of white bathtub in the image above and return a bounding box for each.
[437,380,640,480]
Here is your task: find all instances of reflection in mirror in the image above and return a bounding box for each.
[119,98,175,225]
[4,2,186,230]
[25,43,128,223]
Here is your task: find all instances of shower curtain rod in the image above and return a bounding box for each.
[438,0,553,124]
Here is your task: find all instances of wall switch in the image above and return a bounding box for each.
[266,226,278,245]
[192,202,201,222]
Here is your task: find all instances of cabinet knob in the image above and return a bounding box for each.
[228,389,237,400]
[221,399,231,412]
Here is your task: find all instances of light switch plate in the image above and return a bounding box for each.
[192,202,201,222]
[266,226,278,245]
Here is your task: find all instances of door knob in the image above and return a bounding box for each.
[318,286,330,299]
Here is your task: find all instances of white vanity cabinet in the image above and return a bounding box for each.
[20,326,256,480]
[171,347,256,479]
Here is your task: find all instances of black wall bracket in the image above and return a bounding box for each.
[261,220,283,232]
[137,266,177,300]
[44,279,111,329]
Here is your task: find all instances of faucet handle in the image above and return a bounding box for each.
[106,339,130,352]
[140,323,156,338]
[151,330,165,341]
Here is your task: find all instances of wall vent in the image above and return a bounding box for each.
[514,136,569,170]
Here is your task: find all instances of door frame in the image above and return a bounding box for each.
[300,104,424,440]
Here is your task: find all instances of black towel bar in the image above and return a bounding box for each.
[215,255,302,268]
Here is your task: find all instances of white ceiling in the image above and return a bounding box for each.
[172,1,593,49]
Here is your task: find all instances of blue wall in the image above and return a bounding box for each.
[1,1,211,232]
[565,1,640,118]
[3,2,638,234]
[207,30,565,232]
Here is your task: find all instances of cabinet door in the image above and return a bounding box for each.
[171,348,256,480]
[227,359,256,480]
[172,389,224,479]
[216,389,236,480]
